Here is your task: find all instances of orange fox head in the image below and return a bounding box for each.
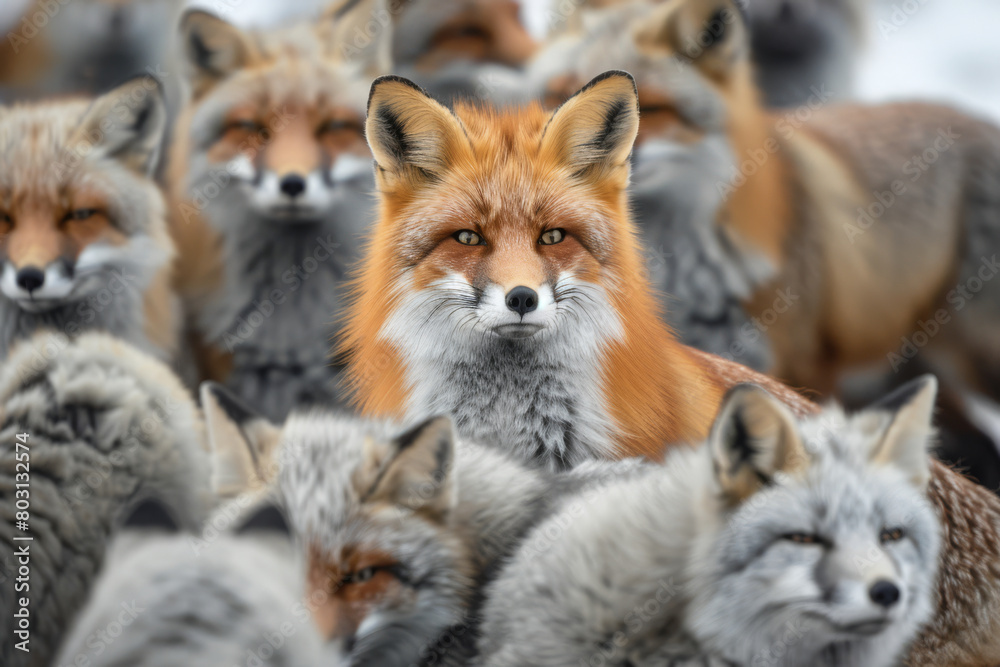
[342,71,677,415]
[174,1,389,223]
[0,77,169,312]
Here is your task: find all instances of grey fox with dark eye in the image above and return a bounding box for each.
[477,376,943,667]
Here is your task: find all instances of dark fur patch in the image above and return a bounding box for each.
[123,498,180,532]
[188,24,223,76]
[588,98,630,157]
[375,105,411,165]
[237,504,291,536]
[205,381,260,429]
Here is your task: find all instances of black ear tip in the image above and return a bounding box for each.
[582,70,638,97]
[367,75,429,112]
[122,498,180,532]
[200,381,261,427]
[871,375,939,413]
[237,503,291,536]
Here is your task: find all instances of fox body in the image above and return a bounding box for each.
[531,0,1000,397]
[168,2,389,419]
[0,332,211,667]
[201,381,644,666]
[391,0,538,105]
[342,70,817,469]
[55,497,330,667]
[478,378,942,667]
[0,78,178,361]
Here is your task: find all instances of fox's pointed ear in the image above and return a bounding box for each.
[323,0,392,77]
[709,384,809,504]
[236,501,292,537]
[538,71,638,184]
[867,376,937,489]
[121,498,179,532]
[365,76,471,186]
[357,416,455,520]
[179,10,256,98]
[74,76,167,176]
[200,382,281,497]
[635,0,748,80]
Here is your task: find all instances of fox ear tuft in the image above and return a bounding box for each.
[322,0,393,77]
[539,71,638,183]
[635,0,748,80]
[358,416,455,520]
[179,10,255,98]
[200,382,281,498]
[709,384,808,504]
[365,76,470,185]
[237,502,292,537]
[867,375,937,489]
[121,498,179,532]
[75,76,167,176]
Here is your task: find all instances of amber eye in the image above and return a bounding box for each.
[0,211,11,233]
[783,533,820,545]
[454,230,484,246]
[65,209,97,222]
[539,229,565,245]
[880,528,905,544]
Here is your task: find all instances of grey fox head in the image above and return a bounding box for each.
[177,4,386,227]
[688,376,942,667]
[202,383,472,667]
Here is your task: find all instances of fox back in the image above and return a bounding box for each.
[55,498,328,667]
[0,78,177,360]
[0,332,210,667]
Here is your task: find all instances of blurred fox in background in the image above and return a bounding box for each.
[167,0,390,420]
[533,0,1000,405]
[547,0,865,108]
[0,0,182,100]
[0,77,179,361]
[391,0,538,103]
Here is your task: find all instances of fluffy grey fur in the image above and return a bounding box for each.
[276,410,646,666]
[54,497,331,667]
[477,379,941,667]
[631,138,773,372]
[748,0,865,108]
[0,332,211,667]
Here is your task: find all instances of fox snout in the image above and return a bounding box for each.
[0,260,75,307]
[504,286,538,316]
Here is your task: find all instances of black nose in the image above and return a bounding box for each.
[505,286,538,317]
[869,580,900,608]
[16,266,45,293]
[280,173,307,198]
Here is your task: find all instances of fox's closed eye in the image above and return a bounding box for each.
[782,533,821,545]
[65,209,97,222]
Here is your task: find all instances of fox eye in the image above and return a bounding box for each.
[347,567,376,585]
[66,209,97,222]
[880,528,905,544]
[454,230,484,246]
[317,119,364,137]
[782,533,820,545]
[539,229,565,245]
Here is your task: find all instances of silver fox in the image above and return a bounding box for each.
[477,376,942,667]
[55,497,332,667]
[0,332,211,667]
[200,381,643,666]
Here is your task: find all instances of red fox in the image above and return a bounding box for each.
[166,0,389,418]
[341,70,811,469]
[0,76,178,361]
